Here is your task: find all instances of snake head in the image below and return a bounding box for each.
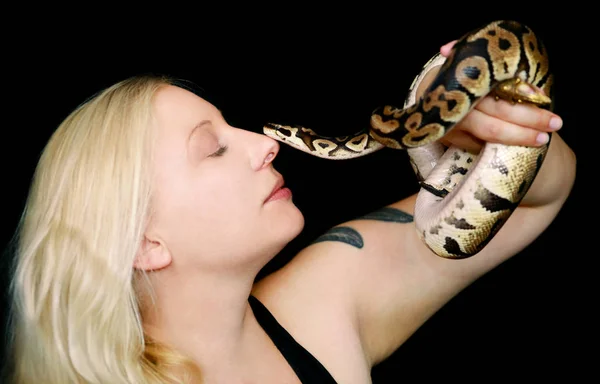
[493,76,552,107]
[263,122,294,142]
[263,122,315,153]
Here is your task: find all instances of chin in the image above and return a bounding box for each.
[270,204,305,242]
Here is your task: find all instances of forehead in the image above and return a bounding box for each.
[153,85,221,131]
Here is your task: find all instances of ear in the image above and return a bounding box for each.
[134,235,172,271]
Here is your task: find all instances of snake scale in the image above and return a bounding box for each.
[263,20,554,259]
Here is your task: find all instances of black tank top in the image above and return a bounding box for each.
[248,295,338,383]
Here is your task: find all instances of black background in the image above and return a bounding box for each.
[2,9,590,382]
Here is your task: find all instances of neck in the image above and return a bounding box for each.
[140,264,263,378]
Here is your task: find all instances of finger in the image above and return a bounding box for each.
[440,40,457,57]
[457,108,551,147]
[476,95,563,133]
[440,131,485,153]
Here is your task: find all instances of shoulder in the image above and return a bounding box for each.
[251,193,427,376]
[251,228,375,382]
[252,193,421,310]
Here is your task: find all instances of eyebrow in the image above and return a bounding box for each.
[194,119,212,131]
[188,107,226,140]
[188,119,212,142]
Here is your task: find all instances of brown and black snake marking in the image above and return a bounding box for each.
[369,20,552,150]
[263,123,383,160]
[264,20,555,259]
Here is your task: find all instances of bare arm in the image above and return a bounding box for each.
[346,56,576,363]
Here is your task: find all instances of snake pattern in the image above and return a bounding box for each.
[263,20,554,259]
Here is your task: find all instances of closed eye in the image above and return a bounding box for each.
[209,145,228,157]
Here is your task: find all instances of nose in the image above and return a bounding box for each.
[248,130,280,171]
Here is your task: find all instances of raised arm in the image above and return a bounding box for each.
[340,54,575,364]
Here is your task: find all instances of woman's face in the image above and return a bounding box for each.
[146,85,304,272]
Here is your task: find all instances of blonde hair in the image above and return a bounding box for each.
[6,75,202,383]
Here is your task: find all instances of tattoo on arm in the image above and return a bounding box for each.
[359,207,413,223]
[311,207,413,249]
[312,227,364,249]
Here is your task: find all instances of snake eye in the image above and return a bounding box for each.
[278,128,293,138]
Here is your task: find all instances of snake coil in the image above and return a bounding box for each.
[264,20,554,259]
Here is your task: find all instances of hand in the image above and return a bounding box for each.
[437,40,563,152]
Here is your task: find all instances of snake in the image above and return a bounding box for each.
[263,20,554,259]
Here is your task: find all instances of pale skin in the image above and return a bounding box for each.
[135,41,576,383]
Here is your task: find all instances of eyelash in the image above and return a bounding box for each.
[209,145,228,157]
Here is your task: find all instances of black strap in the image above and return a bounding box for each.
[248,295,338,383]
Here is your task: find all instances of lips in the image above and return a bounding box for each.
[264,177,291,203]
[265,178,284,202]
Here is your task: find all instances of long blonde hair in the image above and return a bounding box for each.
[6,75,201,383]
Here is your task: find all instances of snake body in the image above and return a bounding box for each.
[263,20,554,259]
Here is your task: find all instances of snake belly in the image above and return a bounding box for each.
[263,20,554,259]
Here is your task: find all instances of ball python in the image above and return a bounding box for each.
[263,20,554,259]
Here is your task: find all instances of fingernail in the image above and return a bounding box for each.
[536,132,549,145]
[549,116,563,130]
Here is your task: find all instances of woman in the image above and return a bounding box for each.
[5,39,575,383]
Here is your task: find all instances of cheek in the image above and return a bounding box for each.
[199,169,254,214]
[161,170,256,234]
